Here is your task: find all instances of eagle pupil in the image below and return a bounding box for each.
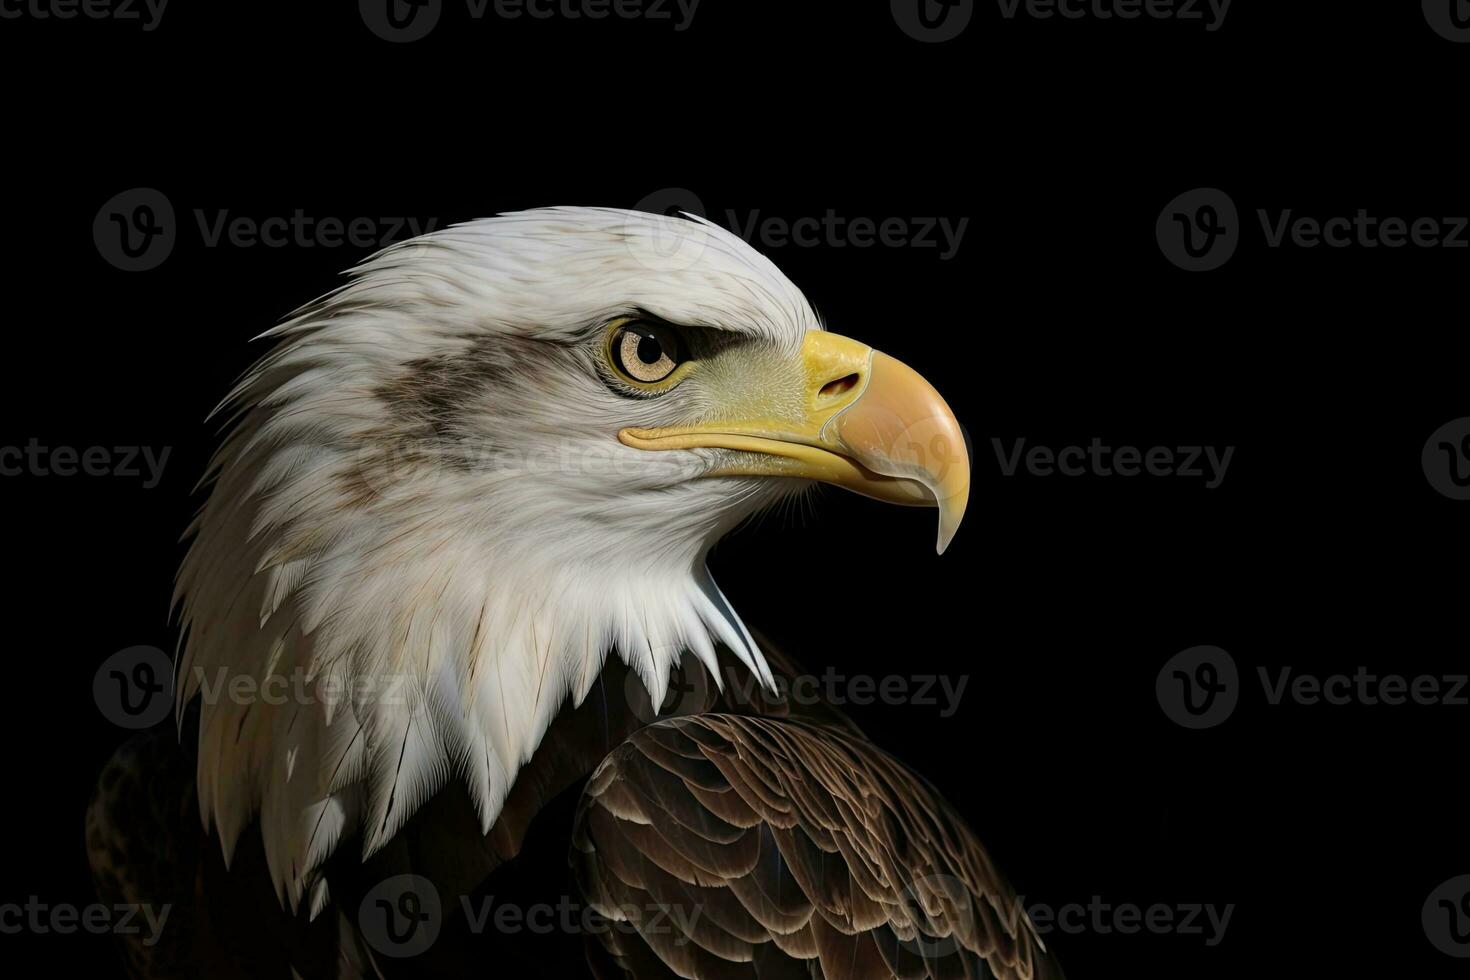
[637,335,662,364]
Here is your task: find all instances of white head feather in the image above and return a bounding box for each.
[174,207,821,910]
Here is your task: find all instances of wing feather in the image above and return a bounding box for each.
[572,715,1063,980]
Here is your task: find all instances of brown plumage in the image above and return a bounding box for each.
[571,710,1060,980]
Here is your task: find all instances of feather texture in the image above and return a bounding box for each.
[571,715,1063,980]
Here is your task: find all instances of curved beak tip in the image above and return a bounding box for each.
[933,478,968,555]
[936,522,956,556]
[835,351,970,557]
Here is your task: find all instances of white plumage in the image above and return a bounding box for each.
[173,208,819,911]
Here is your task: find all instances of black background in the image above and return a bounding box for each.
[2,1,1467,977]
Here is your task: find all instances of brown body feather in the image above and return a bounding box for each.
[570,711,1061,980]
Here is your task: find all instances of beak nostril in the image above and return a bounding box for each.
[819,373,861,401]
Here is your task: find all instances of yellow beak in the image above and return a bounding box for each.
[618,331,970,553]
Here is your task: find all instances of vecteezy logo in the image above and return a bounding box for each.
[359,874,443,958]
[93,189,176,272]
[1424,876,1470,957]
[93,646,173,729]
[1156,188,1239,272]
[624,658,713,725]
[1156,646,1238,729]
[628,187,710,272]
[360,0,442,42]
[1424,0,1470,42]
[892,0,973,42]
[1423,418,1470,500]
[896,874,975,959]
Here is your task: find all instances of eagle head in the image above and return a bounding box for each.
[174,206,969,909]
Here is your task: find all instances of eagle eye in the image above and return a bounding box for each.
[609,320,685,386]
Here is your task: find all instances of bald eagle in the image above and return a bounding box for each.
[87,208,1061,980]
